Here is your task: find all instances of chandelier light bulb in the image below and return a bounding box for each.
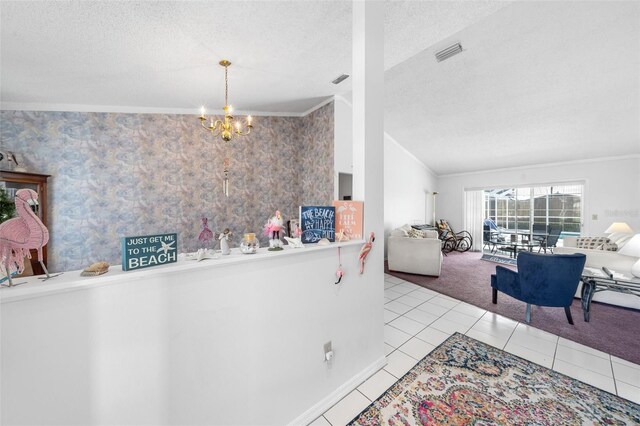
[247,115,252,124]
[200,106,205,118]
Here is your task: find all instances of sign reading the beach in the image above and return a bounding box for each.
[121,233,177,271]
[299,206,335,243]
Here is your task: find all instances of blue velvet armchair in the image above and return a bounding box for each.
[491,252,586,324]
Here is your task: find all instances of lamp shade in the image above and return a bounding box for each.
[604,222,633,234]
[619,234,640,278]
[619,234,640,257]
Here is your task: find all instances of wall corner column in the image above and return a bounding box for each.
[353,0,384,268]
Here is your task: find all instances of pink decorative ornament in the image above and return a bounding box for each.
[264,210,284,251]
[0,189,60,286]
[335,247,344,284]
[359,232,375,274]
[198,217,214,248]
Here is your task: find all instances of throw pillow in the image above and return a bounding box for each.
[576,237,610,249]
[399,224,413,233]
[600,242,618,252]
[608,233,633,250]
[407,228,426,238]
[390,228,409,237]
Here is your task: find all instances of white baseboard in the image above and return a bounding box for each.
[288,356,387,426]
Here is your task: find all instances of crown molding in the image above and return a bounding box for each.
[299,97,336,116]
[0,102,310,117]
[438,154,640,178]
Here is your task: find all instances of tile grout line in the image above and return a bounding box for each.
[609,355,619,396]
[502,320,520,350]
[551,336,559,370]
[356,388,372,403]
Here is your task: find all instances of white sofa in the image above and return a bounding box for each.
[555,235,639,310]
[387,225,443,276]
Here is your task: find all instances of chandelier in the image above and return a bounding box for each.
[199,59,253,196]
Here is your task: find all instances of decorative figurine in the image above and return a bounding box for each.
[335,247,344,284]
[218,228,232,255]
[81,261,110,277]
[284,236,304,248]
[195,248,216,261]
[336,229,350,242]
[0,189,61,286]
[317,238,330,246]
[264,210,284,251]
[359,232,375,274]
[198,217,215,248]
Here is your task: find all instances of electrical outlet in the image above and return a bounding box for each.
[592,214,598,220]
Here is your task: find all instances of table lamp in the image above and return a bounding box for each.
[604,222,633,234]
[619,234,640,278]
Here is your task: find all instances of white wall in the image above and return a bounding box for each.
[334,95,353,199]
[334,95,438,252]
[384,134,438,232]
[1,244,385,426]
[437,156,640,236]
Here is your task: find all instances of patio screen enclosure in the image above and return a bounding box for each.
[484,184,583,237]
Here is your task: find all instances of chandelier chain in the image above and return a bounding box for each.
[224,65,229,107]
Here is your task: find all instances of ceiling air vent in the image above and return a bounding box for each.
[435,43,463,62]
[332,74,350,84]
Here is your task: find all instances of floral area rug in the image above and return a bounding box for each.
[349,333,640,425]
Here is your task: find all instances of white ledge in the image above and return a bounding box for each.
[0,240,365,304]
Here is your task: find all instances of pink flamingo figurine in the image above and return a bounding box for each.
[264,210,284,251]
[198,217,214,248]
[0,189,59,286]
[359,232,375,274]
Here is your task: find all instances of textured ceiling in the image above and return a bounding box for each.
[0,0,507,115]
[384,1,640,175]
[2,1,636,175]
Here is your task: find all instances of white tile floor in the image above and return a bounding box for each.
[312,274,640,426]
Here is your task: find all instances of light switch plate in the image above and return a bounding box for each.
[323,341,332,356]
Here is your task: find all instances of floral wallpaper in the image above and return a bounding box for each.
[300,104,335,204]
[0,103,334,272]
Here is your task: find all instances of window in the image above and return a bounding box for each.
[484,184,583,238]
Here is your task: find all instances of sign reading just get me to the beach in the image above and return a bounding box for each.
[121,233,178,271]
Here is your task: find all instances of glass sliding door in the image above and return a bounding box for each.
[483,183,583,255]
[547,184,583,237]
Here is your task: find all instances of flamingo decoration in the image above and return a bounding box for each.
[0,189,59,286]
[198,217,214,248]
[359,232,375,274]
[264,210,284,251]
